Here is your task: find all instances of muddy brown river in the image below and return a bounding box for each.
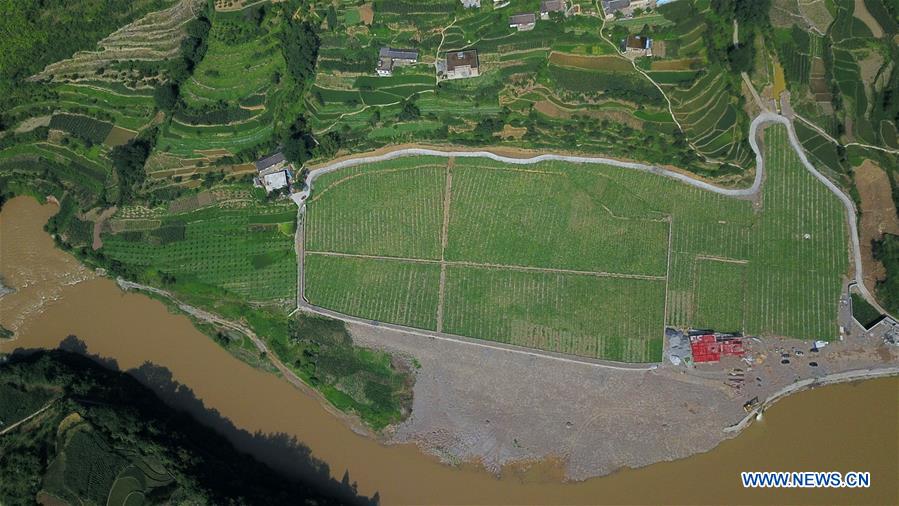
[1,196,897,505]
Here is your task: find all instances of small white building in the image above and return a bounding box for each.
[262,170,290,193]
[461,0,481,7]
[254,151,293,193]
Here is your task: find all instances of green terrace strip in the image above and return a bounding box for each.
[303,125,848,363]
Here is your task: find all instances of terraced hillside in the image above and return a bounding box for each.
[634,0,754,168]
[150,6,289,177]
[770,0,899,177]
[304,125,848,362]
[307,0,709,174]
[1,0,205,207]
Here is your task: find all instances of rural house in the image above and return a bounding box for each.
[509,13,537,31]
[376,47,419,77]
[601,0,656,19]
[439,50,480,80]
[539,0,566,18]
[253,151,292,193]
[622,34,652,57]
[460,0,481,7]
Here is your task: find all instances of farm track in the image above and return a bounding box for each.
[293,111,893,365]
[305,251,668,281]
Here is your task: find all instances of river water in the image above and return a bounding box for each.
[1,196,896,505]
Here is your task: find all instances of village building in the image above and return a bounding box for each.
[509,13,537,31]
[253,151,292,193]
[601,0,656,19]
[622,34,653,57]
[439,50,480,80]
[460,0,481,7]
[376,47,419,77]
[539,0,566,19]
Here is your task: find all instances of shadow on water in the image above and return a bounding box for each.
[13,335,379,506]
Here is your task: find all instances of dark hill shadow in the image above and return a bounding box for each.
[12,335,378,505]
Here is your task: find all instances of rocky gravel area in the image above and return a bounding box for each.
[349,319,899,481]
[350,323,747,480]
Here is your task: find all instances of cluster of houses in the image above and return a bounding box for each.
[372,0,655,80]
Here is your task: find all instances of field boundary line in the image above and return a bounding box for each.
[694,255,749,264]
[304,251,667,281]
[663,217,673,331]
[436,159,454,333]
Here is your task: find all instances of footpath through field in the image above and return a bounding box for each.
[289,111,892,365]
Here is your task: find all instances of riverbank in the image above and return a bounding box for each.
[2,196,897,504]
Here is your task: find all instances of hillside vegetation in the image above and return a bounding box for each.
[0,349,370,505]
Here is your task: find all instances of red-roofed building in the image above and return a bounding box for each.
[690,334,744,363]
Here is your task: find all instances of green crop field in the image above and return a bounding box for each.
[304,125,849,362]
[102,190,297,303]
[305,254,441,330]
[306,160,445,259]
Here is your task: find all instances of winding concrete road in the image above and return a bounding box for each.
[286,111,898,371]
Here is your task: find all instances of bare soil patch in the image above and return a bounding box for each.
[798,0,834,33]
[652,40,667,58]
[359,3,374,25]
[651,58,701,71]
[534,100,568,119]
[855,160,899,292]
[858,51,885,87]
[498,124,527,140]
[103,126,137,147]
[853,0,884,38]
[13,115,51,134]
[91,206,117,250]
[548,52,632,71]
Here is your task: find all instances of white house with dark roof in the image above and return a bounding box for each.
[509,13,537,31]
[377,47,419,76]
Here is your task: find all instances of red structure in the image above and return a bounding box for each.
[690,334,745,363]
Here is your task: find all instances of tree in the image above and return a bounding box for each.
[281,19,320,85]
[282,117,316,164]
[727,43,754,73]
[110,136,153,203]
[153,83,179,112]
[398,99,420,121]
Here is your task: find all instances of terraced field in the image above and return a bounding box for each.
[153,7,286,172]
[304,125,849,362]
[652,1,753,167]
